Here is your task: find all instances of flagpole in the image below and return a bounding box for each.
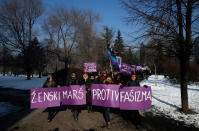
[109,57,114,78]
[107,44,114,79]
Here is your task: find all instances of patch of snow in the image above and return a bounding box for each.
[0,102,22,117]
[0,76,47,90]
[140,75,199,127]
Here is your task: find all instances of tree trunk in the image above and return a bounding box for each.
[39,71,41,78]
[154,64,157,86]
[27,70,31,80]
[180,57,189,112]
[2,67,5,76]
[64,58,68,70]
[26,57,31,80]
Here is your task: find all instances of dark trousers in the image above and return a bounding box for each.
[71,106,81,119]
[86,92,92,106]
[87,92,92,111]
[48,107,58,120]
[103,107,110,124]
[121,110,141,126]
[130,110,141,125]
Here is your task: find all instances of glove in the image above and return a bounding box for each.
[144,85,148,88]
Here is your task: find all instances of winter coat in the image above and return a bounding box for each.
[127,80,140,87]
[43,81,56,88]
[80,78,91,91]
[80,78,94,106]
[67,78,79,86]
[95,77,103,84]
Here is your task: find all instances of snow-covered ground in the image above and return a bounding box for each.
[0,76,47,90]
[140,75,199,128]
[0,102,22,117]
[0,76,47,117]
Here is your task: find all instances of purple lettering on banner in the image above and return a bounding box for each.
[84,62,97,72]
[120,86,152,110]
[30,88,60,109]
[60,85,86,105]
[120,63,135,74]
[91,84,120,108]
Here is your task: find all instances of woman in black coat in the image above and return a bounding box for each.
[67,72,80,121]
[126,73,143,130]
[80,73,93,112]
[43,76,57,122]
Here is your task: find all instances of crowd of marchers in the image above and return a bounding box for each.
[42,70,150,130]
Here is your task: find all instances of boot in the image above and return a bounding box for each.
[107,122,111,129]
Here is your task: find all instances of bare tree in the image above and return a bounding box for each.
[43,7,100,70]
[75,10,100,65]
[121,0,199,113]
[0,0,43,79]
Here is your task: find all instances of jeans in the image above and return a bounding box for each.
[103,107,110,124]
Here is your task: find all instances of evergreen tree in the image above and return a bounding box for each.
[102,26,114,47]
[0,44,13,75]
[24,37,47,78]
[100,26,114,69]
[113,30,124,57]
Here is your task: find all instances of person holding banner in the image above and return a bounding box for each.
[67,72,81,121]
[88,73,97,112]
[101,70,107,80]
[114,74,123,87]
[43,76,58,122]
[94,73,101,84]
[127,73,140,87]
[102,75,113,129]
[81,73,93,113]
[126,73,143,130]
[97,71,104,84]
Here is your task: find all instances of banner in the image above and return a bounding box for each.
[91,84,120,108]
[30,85,152,110]
[84,62,97,72]
[60,85,86,105]
[136,66,142,71]
[120,63,135,74]
[141,66,150,71]
[30,88,60,109]
[120,86,152,110]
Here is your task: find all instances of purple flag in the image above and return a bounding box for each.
[60,85,86,105]
[84,62,97,72]
[120,63,135,74]
[30,88,60,109]
[91,84,120,108]
[120,86,152,110]
[116,56,122,68]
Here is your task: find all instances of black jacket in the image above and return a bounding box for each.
[43,81,56,88]
[67,78,79,86]
[127,80,140,87]
[80,78,91,91]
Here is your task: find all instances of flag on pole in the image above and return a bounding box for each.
[107,46,120,71]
